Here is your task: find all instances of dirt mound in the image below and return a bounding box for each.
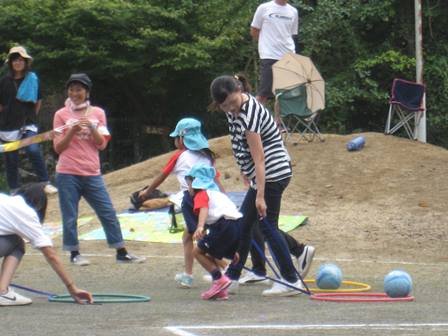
[46,132,448,262]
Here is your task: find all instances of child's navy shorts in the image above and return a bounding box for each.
[197,217,241,260]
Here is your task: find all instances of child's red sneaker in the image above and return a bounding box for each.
[201,275,231,300]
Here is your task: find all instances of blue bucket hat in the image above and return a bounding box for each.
[187,163,219,191]
[169,118,209,151]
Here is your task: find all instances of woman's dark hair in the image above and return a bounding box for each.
[198,148,217,164]
[7,53,30,73]
[210,75,240,104]
[14,182,48,223]
[209,73,252,110]
[234,73,252,93]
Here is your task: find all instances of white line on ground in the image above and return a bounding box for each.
[164,327,200,336]
[26,252,447,266]
[165,322,448,335]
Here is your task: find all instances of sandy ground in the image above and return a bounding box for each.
[45,132,448,263]
[3,132,448,336]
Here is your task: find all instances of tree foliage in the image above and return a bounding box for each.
[0,0,447,169]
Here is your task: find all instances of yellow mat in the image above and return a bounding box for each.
[79,211,308,244]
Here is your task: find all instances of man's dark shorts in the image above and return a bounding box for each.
[258,59,277,99]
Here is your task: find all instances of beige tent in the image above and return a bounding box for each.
[272,52,325,113]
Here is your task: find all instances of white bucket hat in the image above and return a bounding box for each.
[5,46,33,63]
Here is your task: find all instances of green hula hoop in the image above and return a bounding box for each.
[49,293,150,304]
[304,279,371,293]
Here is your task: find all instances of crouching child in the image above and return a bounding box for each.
[182,163,241,300]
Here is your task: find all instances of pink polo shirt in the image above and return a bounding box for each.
[53,106,111,176]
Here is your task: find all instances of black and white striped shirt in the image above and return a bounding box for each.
[226,94,292,184]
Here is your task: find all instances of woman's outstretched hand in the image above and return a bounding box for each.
[68,285,94,304]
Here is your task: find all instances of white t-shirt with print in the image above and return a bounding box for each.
[251,1,299,60]
[0,194,52,248]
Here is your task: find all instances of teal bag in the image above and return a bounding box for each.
[16,72,38,103]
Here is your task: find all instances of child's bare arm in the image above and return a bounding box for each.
[193,207,209,241]
[139,172,169,199]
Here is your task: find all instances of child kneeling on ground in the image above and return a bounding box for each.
[182,163,241,300]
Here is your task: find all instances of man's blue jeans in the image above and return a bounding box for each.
[4,130,49,190]
[226,177,298,283]
[56,173,125,251]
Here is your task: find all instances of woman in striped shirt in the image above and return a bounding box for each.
[210,75,303,296]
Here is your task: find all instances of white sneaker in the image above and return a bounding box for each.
[44,183,58,195]
[239,272,270,285]
[202,274,212,283]
[227,280,239,294]
[203,267,228,283]
[71,254,91,266]
[0,288,32,306]
[262,279,303,297]
[297,245,315,278]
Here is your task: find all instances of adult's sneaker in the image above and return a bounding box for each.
[44,183,58,195]
[116,253,146,264]
[239,271,270,285]
[175,273,194,288]
[71,254,91,266]
[203,266,227,283]
[262,279,304,297]
[297,245,315,279]
[201,275,231,300]
[0,288,32,306]
[227,280,239,294]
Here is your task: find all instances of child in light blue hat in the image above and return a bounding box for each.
[183,163,241,300]
[168,118,210,151]
[138,117,225,288]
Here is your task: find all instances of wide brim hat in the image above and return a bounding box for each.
[169,118,209,151]
[5,46,33,63]
[187,163,219,191]
[66,73,93,91]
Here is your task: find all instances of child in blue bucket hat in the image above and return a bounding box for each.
[168,118,209,150]
[183,163,241,300]
[138,117,225,288]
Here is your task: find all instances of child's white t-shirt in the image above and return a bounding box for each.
[0,194,53,248]
[251,1,299,60]
[193,190,242,225]
[162,149,214,191]
[162,149,215,208]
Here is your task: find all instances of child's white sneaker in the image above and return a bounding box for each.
[175,273,193,288]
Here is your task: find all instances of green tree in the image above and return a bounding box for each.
[1,0,447,170]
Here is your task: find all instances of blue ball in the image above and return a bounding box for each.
[316,263,343,289]
[384,270,413,298]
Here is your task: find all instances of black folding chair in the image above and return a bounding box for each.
[385,78,425,140]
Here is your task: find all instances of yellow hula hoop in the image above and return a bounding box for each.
[304,279,371,293]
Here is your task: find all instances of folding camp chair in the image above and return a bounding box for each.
[385,78,425,140]
[274,84,324,142]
